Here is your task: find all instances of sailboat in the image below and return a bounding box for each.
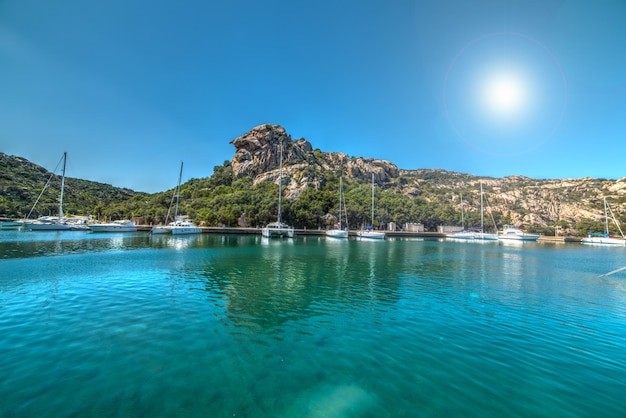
[447,184,498,241]
[475,183,499,240]
[447,192,476,240]
[357,174,385,240]
[152,162,202,235]
[24,152,88,231]
[581,197,625,245]
[262,141,295,238]
[326,174,349,239]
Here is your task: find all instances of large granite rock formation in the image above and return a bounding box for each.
[230,124,399,199]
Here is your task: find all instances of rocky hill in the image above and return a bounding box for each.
[230,124,398,199]
[3,124,625,235]
[228,124,626,234]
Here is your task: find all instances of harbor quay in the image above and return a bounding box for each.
[136,225,582,241]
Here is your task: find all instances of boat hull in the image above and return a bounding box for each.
[26,222,76,231]
[171,227,202,235]
[262,227,295,238]
[357,231,385,240]
[89,220,137,233]
[326,230,349,239]
[25,218,88,231]
[447,232,499,241]
[89,224,137,233]
[499,234,540,241]
[581,237,625,246]
[447,232,477,240]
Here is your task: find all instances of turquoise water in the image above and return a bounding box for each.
[1,231,626,417]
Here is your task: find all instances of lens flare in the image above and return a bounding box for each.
[443,32,567,155]
[483,72,526,117]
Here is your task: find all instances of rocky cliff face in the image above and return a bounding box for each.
[230,124,399,199]
[229,125,626,233]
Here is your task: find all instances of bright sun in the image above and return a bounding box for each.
[483,73,527,117]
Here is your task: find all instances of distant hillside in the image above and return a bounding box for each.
[0,152,142,219]
[223,124,626,235]
[3,125,626,237]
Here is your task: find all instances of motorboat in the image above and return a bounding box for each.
[326,228,349,239]
[356,229,386,240]
[499,225,540,241]
[25,216,88,231]
[89,220,137,232]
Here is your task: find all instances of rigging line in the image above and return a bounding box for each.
[600,266,626,278]
[605,199,625,238]
[25,153,65,219]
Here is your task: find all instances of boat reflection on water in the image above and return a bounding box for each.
[150,233,204,249]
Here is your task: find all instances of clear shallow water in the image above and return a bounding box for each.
[1,231,626,417]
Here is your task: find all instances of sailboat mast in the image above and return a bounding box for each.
[277,142,283,224]
[460,192,465,230]
[338,175,343,228]
[371,173,375,228]
[604,197,609,236]
[480,183,484,233]
[175,161,183,219]
[59,151,66,218]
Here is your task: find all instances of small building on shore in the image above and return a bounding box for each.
[405,223,425,232]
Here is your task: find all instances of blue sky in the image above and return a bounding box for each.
[1,0,625,193]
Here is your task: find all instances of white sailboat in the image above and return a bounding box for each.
[169,162,202,235]
[357,174,385,240]
[262,141,295,238]
[326,174,349,239]
[447,193,477,240]
[476,183,499,240]
[152,162,202,235]
[447,184,498,241]
[152,171,179,235]
[581,197,625,245]
[24,152,88,231]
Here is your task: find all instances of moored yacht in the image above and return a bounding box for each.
[499,225,540,241]
[262,221,295,238]
[89,220,137,233]
[581,197,625,246]
[326,174,349,239]
[357,174,385,240]
[23,152,88,231]
[262,136,295,239]
[170,216,202,235]
[152,162,202,236]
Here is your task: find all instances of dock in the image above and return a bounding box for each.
[138,225,584,242]
[139,225,445,239]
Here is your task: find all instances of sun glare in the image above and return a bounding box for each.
[444,32,567,155]
[482,72,527,117]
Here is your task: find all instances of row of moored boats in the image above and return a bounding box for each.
[15,153,202,236]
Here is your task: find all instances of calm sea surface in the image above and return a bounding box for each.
[1,230,625,417]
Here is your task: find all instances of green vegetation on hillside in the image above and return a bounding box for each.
[2,153,625,237]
